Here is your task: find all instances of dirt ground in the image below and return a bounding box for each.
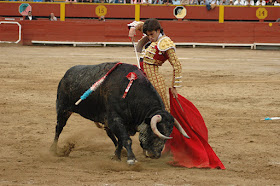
[0,44,279,185]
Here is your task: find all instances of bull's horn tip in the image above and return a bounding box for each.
[184,134,190,139]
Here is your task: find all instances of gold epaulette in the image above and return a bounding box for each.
[157,36,175,52]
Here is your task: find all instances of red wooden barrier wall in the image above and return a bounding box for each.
[0,23,19,42]
[1,20,279,45]
[0,2,279,45]
[0,2,280,21]
[224,6,280,21]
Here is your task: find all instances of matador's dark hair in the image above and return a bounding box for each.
[143,18,164,35]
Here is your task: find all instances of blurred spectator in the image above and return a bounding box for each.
[162,0,171,4]
[65,0,77,2]
[274,0,280,5]
[256,0,266,5]
[229,0,233,4]
[266,0,274,5]
[142,0,153,3]
[172,0,181,4]
[234,0,240,5]
[153,0,163,3]
[113,0,125,2]
[98,15,105,21]
[88,0,101,2]
[209,0,218,8]
[205,0,216,10]
[189,0,199,4]
[181,0,190,4]
[199,0,205,5]
[234,0,243,5]
[214,0,220,4]
[25,11,37,20]
[49,13,57,21]
[244,0,255,5]
[219,0,230,5]
[130,0,140,3]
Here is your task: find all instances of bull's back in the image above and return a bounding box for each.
[60,62,118,90]
[56,62,142,121]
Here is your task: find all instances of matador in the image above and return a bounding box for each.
[128,18,182,112]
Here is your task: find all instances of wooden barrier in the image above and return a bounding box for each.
[0,21,21,43]
[0,2,280,22]
[0,2,279,46]
[1,19,279,45]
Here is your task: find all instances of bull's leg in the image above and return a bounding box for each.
[50,111,72,154]
[114,140,123,160]
[104,126,118,147]
[122,137,136,165]
[108,117,136,165]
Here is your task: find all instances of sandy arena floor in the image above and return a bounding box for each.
[0,44,279,185]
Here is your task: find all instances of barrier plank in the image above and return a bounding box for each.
[0,23,19,42]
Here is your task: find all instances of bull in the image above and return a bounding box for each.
[50,62,189,165]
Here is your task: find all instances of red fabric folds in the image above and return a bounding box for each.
[164,89,225,169]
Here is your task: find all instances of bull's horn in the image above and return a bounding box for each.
[174,118,190,139]
[150,115,173,140]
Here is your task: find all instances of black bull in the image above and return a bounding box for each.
[50,62,189,164]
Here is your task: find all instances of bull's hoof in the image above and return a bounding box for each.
[49,143,57,155]
[127,159,138,165]
[111,154,121,161]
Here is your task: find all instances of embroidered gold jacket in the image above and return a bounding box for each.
[142,36,182,88]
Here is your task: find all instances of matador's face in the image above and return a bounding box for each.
[146,29,161,42]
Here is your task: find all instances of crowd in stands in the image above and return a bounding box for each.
[22,0,279,5]
[64,0,280,5]
[23,10,58,21]
[0,0,280,6]
[2,0,280,5]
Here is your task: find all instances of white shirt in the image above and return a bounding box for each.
[211,0,218,4]
[274,1,280,5]
[256,0,266,5]
[243,0,254,5]
[50,16,57,21]
[242,0,255,6]
[142,0,153,3]
[234,0,242,5]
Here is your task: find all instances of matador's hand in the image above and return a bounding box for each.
[128,27,136,41]
[171,87,178,99]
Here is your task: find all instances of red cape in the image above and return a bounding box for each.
[164,89,225,169]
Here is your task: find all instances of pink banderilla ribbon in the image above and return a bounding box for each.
[122,72,137,99]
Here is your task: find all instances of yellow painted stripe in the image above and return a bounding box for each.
[135,4,140,21]
[60,3,65,21]
[219,5,224,23]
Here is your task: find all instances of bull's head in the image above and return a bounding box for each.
[138,111,189,159]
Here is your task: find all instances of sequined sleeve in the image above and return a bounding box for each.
[166,48,182,88]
